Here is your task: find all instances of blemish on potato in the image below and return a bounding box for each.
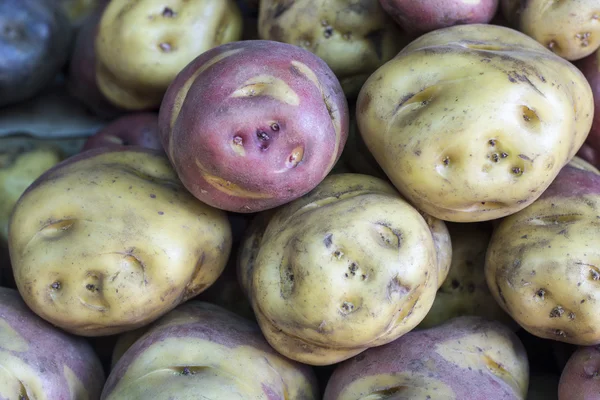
[549,306,564,318]
[323,233,333,248]
[161,7,176,18]
[286,147,304,168]
[535,289,545,299]
[51,281,61,290]
[159,42,173,52]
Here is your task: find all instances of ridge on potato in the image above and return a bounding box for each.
[8,147,232,336]
[159,39,350,213]
[357,23,594,222]
[102,301,319,400]
[485,164,600,345]
[237,173,445,365]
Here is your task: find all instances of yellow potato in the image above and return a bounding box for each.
[357,24,594,222]
[238,173,442,365]
[8,148,231,336]
[96,0,243,110]
[257,0,408,97]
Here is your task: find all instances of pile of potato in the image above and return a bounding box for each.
[2,0,600,398]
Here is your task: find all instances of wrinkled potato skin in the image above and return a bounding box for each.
[419,222,513,329]
[501,0,600,61]
[258,0,408,97]
[0,287,105,400]
[323,316,529,400]
[8,148,232,336]
[82,113,162,152]
[485,165,600,345]
[379,0,499,36]
[576,50,600,168]
[239,173,440,365]
[96,0,243,110]
[558,346,600,400]
[357,24,594,222]
[159,40,349,213]
[102,302,319,400]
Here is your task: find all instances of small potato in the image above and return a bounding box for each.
[323,316,529,400]
[258,0,408,98]
[82,113,162,152]
[8,148,232,336]
[159,40,349,213]
[501,0,600,61]
[102,301,319,399]
[558,346,600,400]
[95,0,243,110]
[0,287,105,399]
[485,164,600,345]
[379,0,499,36]
[576,50,600,168]
[357,24,594,222]
[238,173,444,365]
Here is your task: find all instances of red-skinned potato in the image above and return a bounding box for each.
[0,287,105,399]
[379,0,499,36]
[82,113,162,152]
[558,346,600,400]
[323,316,529,400]
[576,50,600,168]
[159,40,350,213]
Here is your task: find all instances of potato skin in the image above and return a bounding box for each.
[8,147,232,336]
[82,113,162,152]
[238,173,441,365]
[379,0,499,36]
[357,24,594,222]
[95,0,243,110]
[501,0,600,61]
[0,287,105,400]
[485,165,600,345]
[576,50,600,168]
[102,301,319,400]
[323,316,529,400]
[159,40,349,213]
[558,346,600,400]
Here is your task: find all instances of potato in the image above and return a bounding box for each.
[501,0,600,61]
[559,346,600,399]
[576,50,600,168]
[568,155,600,175]
[95,0,243,110]
[357,24,594,222]
[237,173,443,365]
[258,0,408,98]
[485,164,600,345]
[419,222,513,329]
[0,0,73,107]
[102,301,319,399]
[8,147,232,336]
[82,113,162,152]
[379,0,499,36]
[0,287,105,399]
[323,316,529,400]
[159,40,349,213]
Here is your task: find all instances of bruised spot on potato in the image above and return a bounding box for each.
[323,233,333,248]
[231,75,300,105]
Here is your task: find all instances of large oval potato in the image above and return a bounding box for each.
[8,147,232,336]
[258,0,408,98]
[95,0,243,110]
[159,40,349,213]
[323,316,529,400]
[485,164,600,345]
[501,0,600,61]
[102,301,319,399]
[357,24,594,222]
[0,287,105,399]
[576,49,600,168]
[238,173,443,365]
[558,346,600,400]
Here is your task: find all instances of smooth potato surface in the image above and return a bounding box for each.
[558,346,600,400]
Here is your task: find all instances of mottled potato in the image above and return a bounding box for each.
[0,287,105,399]
[8,148,232,336]
[501,0,600,61]
[102,301,319,399]
[323,316,529,400]
[82,113,162,152]
[485,164,600,345]
[357,24,594,222]
[558,346,600,400]
[95,0,243,110]
[576,50,600,168]
[258,0,408,97]
[238,173,443,365]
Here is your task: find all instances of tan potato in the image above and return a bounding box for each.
[258,0,408,97]
[238,173,443,365]
[357,24,594,222]
[501,0,600,61]
[95,0,243,110]
[8,148,232,336]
